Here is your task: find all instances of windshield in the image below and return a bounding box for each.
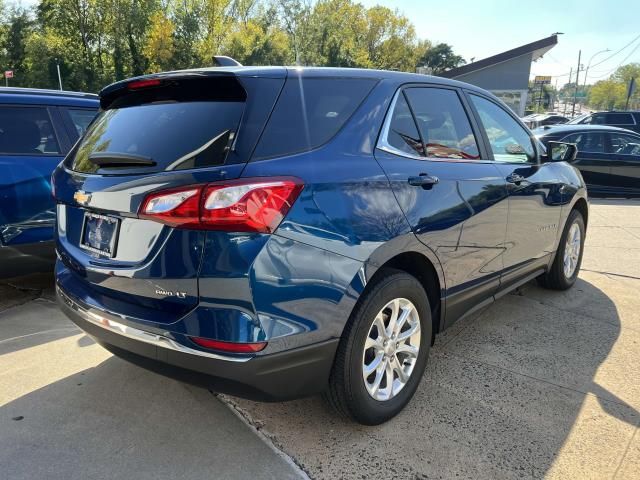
[70,101,244,174]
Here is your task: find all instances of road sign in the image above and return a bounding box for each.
[4,70,13,79]
[534,75,551,85]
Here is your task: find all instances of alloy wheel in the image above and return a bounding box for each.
[563,222,581,278]
[362,298,421,401]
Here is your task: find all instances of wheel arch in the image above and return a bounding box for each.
[572,197,589,227]
[373,252,443,335]
[344,248,444,343]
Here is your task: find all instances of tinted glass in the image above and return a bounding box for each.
[0,106,60,154]
[590,114,607,125]
[70,101,244,173]
[470,95,535,163]
[252,78,377,160]
[606,113,634,125]
[385,93,423,156]
[404,88,479,160]
[609,132,640,155]
[560,132,605,153]
[68,109,98,138]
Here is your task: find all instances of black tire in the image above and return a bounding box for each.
[323,269,432,425]
[538,209,585,290]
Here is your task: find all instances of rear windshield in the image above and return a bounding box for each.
[69,101,244,173]
[252,77,377,160]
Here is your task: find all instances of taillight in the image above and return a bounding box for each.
[189,336,267,353]
[139,177,303,233]
[139,185,202,228]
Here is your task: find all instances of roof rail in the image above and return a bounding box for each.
[0,86,98,99]
[213,56,243,67]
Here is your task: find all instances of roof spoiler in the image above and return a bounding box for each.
[213,56,243,67]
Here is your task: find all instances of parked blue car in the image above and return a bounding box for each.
[53,66,588,424]
[0,87,98,278]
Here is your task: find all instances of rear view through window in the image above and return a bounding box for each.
[252,77,377,160]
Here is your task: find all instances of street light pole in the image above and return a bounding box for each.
[572,50,582,116]
[55,59,63,91]
[583,48,610,91]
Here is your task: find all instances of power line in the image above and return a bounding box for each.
[545,33,640,80]
[589,33,640,69]
[589,40,640,80]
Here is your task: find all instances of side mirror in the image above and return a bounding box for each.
[545,141,578,163]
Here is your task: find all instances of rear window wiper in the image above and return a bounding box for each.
[89,152,156,168]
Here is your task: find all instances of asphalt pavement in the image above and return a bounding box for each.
[1,199,639,479]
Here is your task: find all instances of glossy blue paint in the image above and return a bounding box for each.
[52,67,588,393]
[0,88,98,278]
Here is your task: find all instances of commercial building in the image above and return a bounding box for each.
[441,35,559,116]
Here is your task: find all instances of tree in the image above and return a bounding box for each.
[276,0,313,65]
[364,6,427,72]
[143,11,175,72]
[3,0,463,91]
[588,79,626,110]
[2,7,34,85]
[418,43,465,74]
[224,20,290,65]
[612,63,640,85]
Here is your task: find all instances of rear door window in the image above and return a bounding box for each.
[382,93,424,157]
[0,106,60,155]
[404,87,480,160]
[252,77,377,160]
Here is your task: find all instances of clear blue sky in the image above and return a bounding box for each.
[359,0,640,85]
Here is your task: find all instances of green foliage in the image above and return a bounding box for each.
[588,63,640,110]
[418,43,465,74]
[0,0,461,92]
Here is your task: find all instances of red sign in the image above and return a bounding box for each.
[4,70,13,79]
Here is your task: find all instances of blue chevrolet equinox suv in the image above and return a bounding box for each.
[53,66,588,424]
[0,87,98,278]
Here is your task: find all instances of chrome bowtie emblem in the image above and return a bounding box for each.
[73,190,91,205]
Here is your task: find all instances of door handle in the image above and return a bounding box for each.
[408,174,439,188]
[505,173,526,185]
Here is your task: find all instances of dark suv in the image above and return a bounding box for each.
[569,110,640,134]
[53,66,587,424]
[0,87,98,278]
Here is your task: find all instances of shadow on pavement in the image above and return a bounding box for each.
[0,356,301,480]
[222,277,639,479]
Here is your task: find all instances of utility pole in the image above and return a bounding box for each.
[563,67,572,116]
[572,50,581,116]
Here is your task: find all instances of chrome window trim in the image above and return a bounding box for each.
[376,89,423,159]
[58,286,251,363]
[376,88,493,164]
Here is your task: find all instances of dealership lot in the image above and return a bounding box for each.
[1,199,639,479]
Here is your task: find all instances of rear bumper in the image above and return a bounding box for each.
[57,285,339,401]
